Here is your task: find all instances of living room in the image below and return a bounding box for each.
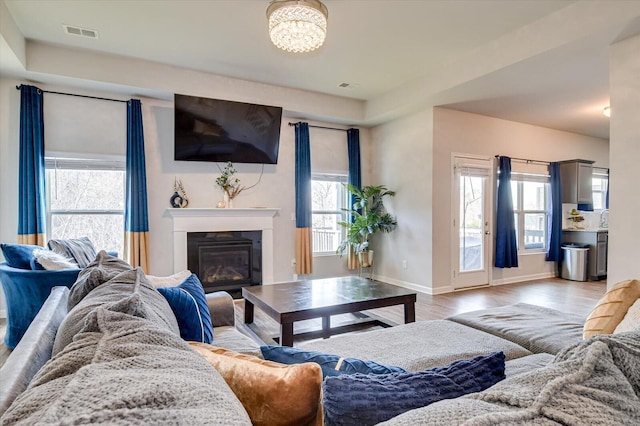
[0,1,639,423]
[1,1,639,301]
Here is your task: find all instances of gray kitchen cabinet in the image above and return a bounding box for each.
[562,230,607,280]
[559,160,594,205]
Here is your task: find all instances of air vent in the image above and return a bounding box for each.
[337,82,360,90]
[63,24,98,39]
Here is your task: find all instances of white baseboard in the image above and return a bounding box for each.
[371,274,454,295]
[491,271,557,286]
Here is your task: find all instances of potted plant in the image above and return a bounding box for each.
[337,184,398,269]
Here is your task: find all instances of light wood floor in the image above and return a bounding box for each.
[235,277,606,346]
[0,277,606,367]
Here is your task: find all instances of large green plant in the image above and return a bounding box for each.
[337,184,398,255]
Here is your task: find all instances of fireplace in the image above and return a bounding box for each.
[187,231,262,297]
[166,207,278,294]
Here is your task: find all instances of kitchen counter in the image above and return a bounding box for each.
[562,228,608,232]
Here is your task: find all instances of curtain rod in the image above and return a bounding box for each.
[288,122,350,132]
[16,85,128,104]
[495,155,549,166]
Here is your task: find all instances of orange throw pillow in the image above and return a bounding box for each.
[583,279,640,338]
[189,342,323,426]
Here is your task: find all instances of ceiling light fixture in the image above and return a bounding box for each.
[267,0,328,53]
[603,106,611,117]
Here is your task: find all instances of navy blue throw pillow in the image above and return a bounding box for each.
[322,351,506,426]
[1,243,42,269]
[260,345,406,379]
[157,274,213,343]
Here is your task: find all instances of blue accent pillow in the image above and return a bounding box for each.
[0,243,42,269]
[157,274,213,343]
[322,351,506,426]
[260,345,407,379]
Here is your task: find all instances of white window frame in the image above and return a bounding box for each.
[311,173,349,256]
[592,168,609,211]
[45,155,126,248]
[511,172,550,253]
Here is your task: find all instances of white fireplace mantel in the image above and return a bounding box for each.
[166,208,279,285]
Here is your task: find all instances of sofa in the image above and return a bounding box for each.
[0,273,261,424]
[1,260,638,424]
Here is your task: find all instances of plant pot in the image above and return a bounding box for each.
[358,250,374,267]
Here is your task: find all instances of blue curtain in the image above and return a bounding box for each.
[495,157,518,268]
[18,85,47,246]
[294,122,312,274]
[546,162,562,262]
[124,99,150,272]
[346,128,362,270]
[347,128,362,213]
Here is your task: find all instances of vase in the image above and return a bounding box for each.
[224,192,233,208]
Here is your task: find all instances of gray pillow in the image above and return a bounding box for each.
[48,236,98,268]
[53,268,179,355]
[3,308,251,425]
[67,250,132,310]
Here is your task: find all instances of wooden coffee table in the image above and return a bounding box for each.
[242,276,416,346]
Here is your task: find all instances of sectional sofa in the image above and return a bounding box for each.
[1,260,638,424]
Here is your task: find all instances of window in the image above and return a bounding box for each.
[311,174,348,254]
[510,173,549,252]
[45,157,126,255]
[592,169,609,210]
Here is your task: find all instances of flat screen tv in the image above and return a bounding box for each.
[174,93,282,164]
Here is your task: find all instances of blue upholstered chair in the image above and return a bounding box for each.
[0,263,80,349]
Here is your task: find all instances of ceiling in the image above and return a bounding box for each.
[2,0,638,139]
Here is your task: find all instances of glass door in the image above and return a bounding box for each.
[453,156,492,289]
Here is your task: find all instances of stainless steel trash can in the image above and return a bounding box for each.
[561,243,589,282]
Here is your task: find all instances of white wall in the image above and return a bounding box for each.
[0,77,22,316]
[608,33,640,286]
[369,108,434,293]
[432,108,609,292]
[0,79,369,281]
[366,105,609,295]
[141,95,370,281]
[0,79,369,294]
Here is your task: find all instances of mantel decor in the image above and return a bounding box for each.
[215,162,262,208]
[267,0,328,53]
[170,177,189,208]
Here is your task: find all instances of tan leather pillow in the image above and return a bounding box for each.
[189,342,323,426]
[584,279,640,338]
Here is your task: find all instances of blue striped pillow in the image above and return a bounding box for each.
[157,274,213,343]
[48,237,98,268]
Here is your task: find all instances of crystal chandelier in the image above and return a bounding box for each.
[267,0,328,53]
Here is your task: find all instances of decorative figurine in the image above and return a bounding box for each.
[170,178,189,208]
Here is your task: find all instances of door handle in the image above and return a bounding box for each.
[485,231,491,235]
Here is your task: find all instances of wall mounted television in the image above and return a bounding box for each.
[174,93,283,164]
